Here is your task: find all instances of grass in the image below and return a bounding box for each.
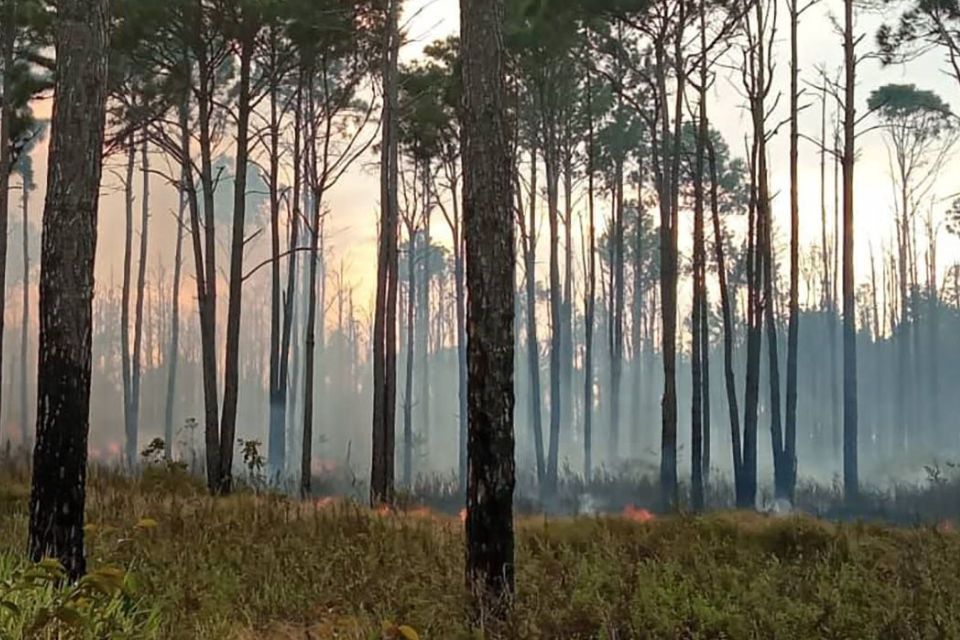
[3,461,960,638]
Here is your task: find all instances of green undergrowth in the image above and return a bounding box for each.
[0,465,960,638]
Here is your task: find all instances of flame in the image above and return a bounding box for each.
[622,505,655,523]
[406,507,433,519]
[459,508,467,523]
[375,504,392,517]
[938,520,955,533]
[107,441,121,457]
[314,497,336,509]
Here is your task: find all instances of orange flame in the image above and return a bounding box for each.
[622,505,655,523]
[406,507,433,518]
[375,504,392,517]
[314,497,336,509]
[459,508,467,523]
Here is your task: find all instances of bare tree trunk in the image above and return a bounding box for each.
[544,120,562,495]
[785,0,801,503]
[842,0,859,502]
[267,61,285,477]
[691,17,708,509]
[561,146,574,451]
[217,39,254,494]
[163,151,186,460]
[583,83,596,481]
[419,166,431,455]
[279,66,303,474]
[19,169,30,448]
[461,0,516,608]
[0,2,14,446]
[657,24,686,510]
[130,136,151,467]
[518,150,545,484]
[28,0,108,581]
[403,219,416,486]
[610,161,625,468]
[742,133,761,509]
[301,180,323,498]
[631,164,645,457]
[122,141,134,467]
[371,0,400,506]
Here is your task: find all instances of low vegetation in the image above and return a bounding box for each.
[1,459,960,638]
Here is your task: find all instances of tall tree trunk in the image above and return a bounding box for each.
[19,170,29,448]
[544,119,562,495]
[583,83,596,481]
[461,0,516,607]
[785,0,801,503]
[631,165,645,457]
[403,221,416,487]
[522,149,545,483]
[419,166,431,455]
[691,16,708,510]
[561,146,574,450]
[742,133,762,509]
[279,66,303,474]
[267,62,285,477]
[28,0,108,581]
[163,153,186,461]
[301,179,323,498]
[122,140,135,467]
[0,1,14,446]
[371,0,400,506]
[130,136,150,468]
[610,161,625,468]
[842,0,859,502]
[195,32,221,492]
[217,39,254,494]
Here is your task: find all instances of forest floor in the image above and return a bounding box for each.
[2,462,960,638]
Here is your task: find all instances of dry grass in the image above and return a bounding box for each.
[1,462,960,638]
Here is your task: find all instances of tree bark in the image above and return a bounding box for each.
[28,0,108,581]
[130,135,150,467]
[217,36,254,494]
[842,0,859,502]
[0,1,15,446]
[583,81,596,481]
[461,0,516,609]
[121,140,135,467]
[522,148,545,483]
[163,148,186,461]
[19,165,30,448]
[371,0,400,506]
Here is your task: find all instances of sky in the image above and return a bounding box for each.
[13,0,960,327]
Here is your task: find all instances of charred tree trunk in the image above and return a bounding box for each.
[28,0,108,581]
[461,0,516,608]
